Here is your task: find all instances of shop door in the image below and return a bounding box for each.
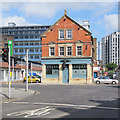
[62,65,69,83]
[94,72,97,78]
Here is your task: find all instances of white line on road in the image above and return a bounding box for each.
[7,106,55,118]
[12,102,29,104]
[6,101,119,110]
[33,102,119,110]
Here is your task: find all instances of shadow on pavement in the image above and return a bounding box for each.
[0,91,9,99]
[54,98,119,120]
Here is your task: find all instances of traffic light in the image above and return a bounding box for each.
[14,58,17,66]
[29,63,31,69]
[2,47,8,62]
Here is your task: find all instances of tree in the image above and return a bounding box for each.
[105,63,118,71]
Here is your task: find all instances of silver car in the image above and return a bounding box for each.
[93,76,118,85]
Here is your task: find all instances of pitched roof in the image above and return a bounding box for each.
[41,10,92,38]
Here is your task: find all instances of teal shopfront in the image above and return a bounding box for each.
[41,58,92,84]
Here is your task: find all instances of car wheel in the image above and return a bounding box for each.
[36,80,39,83]
[96,81,100,84]
[112,81,116,85]
[23,80,26,83]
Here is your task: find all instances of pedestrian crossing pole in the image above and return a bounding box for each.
[26,49,28,91]
[12,58,14,84]
[31,62,32,83]
[8,45,11,99]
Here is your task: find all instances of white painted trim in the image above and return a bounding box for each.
[59,30,65,39]
[49,47,55,56]
[66,46,72,56]
[66,29,72,39]
[76,46,82,56]
[59,47,64,56]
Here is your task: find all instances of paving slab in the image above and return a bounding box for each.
[0,87,35,102]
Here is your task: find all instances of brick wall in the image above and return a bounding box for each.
[42,16,92,58]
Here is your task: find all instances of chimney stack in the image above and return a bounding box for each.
[83,20,90,30]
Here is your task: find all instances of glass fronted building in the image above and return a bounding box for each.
[1,23,50,62]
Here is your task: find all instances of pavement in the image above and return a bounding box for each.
[0,86,37,103]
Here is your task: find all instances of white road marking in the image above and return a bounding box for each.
[6,101,119,110]
[7,106,55,118]
[12,102,29,104]
[4,102,9,103]
[33,102,119,110]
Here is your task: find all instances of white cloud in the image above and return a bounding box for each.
[20,3,59,18]
[0,16,34,27]
[92,2,117,17]
[104,14,118,33]
[2,2,118,19]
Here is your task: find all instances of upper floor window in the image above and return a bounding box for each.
[19,49,23,53]
[76,46,82,56]
[67,47,72,56]
[35,49,39,52]
[59,30,64,39]
[66,29,72,39]
[30,42,34,45]
[59,47,64,56]
[14,43,18,46]
[25,42,29,46]
[30,56,34,59]
[35,55,39,59]
[49,47,55,56]
[30,48,34,52]
[19,42,23,46]
[35,42,39,45]
[15,49,18,53]
[4,38,7,41]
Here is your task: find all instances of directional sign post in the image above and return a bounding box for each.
[8,45,11,98]
[8,40,12,98]
[8,40,13,56]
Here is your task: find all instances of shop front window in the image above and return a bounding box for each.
[72,64,87,78]
[46,65,59,78]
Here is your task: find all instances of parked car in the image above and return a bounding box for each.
[93,76,118,85]
[23,76,41,83]
[34,75,42,80]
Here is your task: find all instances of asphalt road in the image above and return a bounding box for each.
[2,83,119,119]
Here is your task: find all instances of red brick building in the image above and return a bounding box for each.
[41,10,95,84]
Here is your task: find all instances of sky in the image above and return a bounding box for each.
[0,0,119,43]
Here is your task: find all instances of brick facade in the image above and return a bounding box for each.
[41,10,94,84]
[42,16,92,58]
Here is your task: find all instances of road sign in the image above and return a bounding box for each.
[8,40,13,56]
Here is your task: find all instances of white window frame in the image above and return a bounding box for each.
[49,47,55,56]
[76,46,82,56]
[59,30,64,39]
[66,29,72,39]
[59,47,64,56]
[67,46,72,56]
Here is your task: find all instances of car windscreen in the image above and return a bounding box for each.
[35,76,41,78]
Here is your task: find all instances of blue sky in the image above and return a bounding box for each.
[1,0,119,43]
